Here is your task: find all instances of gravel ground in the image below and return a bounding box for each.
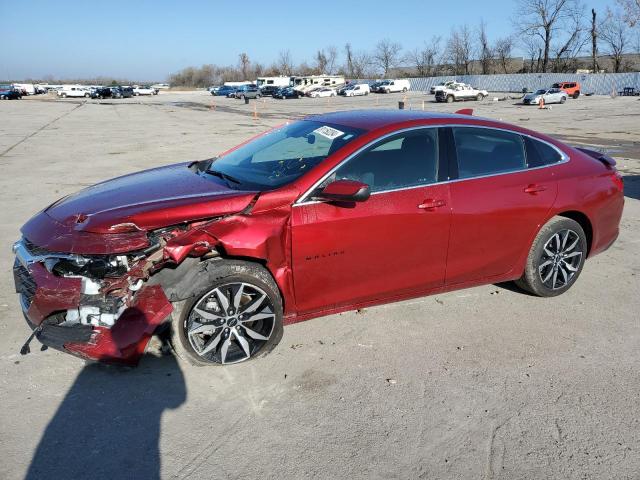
[0,91,638,480]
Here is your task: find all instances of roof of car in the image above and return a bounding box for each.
[306,109,488,131]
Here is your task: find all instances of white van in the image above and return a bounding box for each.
[376,79,411,93]
[344,83,370,96]
[57,85,90,98]
[13,83,36,95]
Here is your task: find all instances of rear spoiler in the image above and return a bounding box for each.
[455,108,474,116]
[575,147,617,167]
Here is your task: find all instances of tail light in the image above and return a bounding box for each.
[612,171,624,192]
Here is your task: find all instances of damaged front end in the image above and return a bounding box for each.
[12,231,180,365]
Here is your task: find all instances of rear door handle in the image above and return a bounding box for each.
[524,184,547,194]
[418,199,446,210]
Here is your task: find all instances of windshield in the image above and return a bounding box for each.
[535,89,547,94]
[207,120,364,191]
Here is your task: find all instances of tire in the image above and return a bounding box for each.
[61,93,67,98]
[476,93,483,101]
[170,259,284,366]
[515,216,587,297]
[402,87,407,92]
[560,96,566,104]
[365,91,369,95]
[446,95,454,103]
[84,93,90,98]
[573,91,580,99]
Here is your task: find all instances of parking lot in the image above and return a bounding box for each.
[1,91,639,479]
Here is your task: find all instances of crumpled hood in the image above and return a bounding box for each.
[44,162,257,233]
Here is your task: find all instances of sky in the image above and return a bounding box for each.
[0,0,617,81]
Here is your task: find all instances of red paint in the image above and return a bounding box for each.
[15,110,624,364]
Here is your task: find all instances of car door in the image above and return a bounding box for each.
[445,126,559,285]
[291,127,451,315]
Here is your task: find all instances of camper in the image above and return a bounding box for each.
[223,81,253,88]
[290,75,345,95]
[12,83,36,95]
[256,76,290,88]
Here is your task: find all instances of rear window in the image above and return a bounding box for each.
[453,127,526,179]
[524,137,563,168]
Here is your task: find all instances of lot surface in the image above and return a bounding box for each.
[0,91,639,480]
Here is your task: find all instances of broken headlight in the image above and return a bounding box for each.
[48,255,130,279]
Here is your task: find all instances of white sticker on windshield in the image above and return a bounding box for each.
[313,126,344,140]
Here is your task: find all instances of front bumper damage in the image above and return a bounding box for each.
[13,238,173,365]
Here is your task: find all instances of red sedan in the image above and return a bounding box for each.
[13,110,624,366]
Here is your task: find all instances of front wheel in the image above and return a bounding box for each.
[515,216,587,297]
[476,93,483,101]
[402,87,407,92]
[170,260,283,366]
[560,96,566,104]
[446,95,454,103]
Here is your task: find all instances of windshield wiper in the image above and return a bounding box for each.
[207,169,243,187]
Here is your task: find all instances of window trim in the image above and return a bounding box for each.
[295,124,569,206]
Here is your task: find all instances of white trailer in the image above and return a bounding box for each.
[256,76,290,88]
[223,81,253,87]
[13,83,36,95]
[290,75,345,94]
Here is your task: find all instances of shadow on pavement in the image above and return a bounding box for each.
[25,351,186,480]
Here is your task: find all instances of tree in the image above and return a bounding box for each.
[515,0,581,72]
[325,46,338,74]
[315,50,328,74]
[591,9,599,72]
[407,36,442,76]
[446,25,473,75]
[521,35,543,72]
[551,10,587,72]
[277,50,294,76]
[494,37,515,73]
[344,43,354,77]
[238,53,250,80]
[617,0,640,26]
[600,9,631,72]
[373,38,403,75]
[478,21,493,74]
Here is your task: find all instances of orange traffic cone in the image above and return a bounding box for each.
[539,97,545,109]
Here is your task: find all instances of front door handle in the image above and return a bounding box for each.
[418,199,446,210]
[524,184,547,194]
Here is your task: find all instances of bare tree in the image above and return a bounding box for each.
[521,35,543,72]
[600,9,631,72]
[373,38,403,75]
[591,9,599,72]
[344,43,354,77]
[325,46,338,74]
[494,37,515,73]
[551,10,587,72]
[238,53,250,80]
[446,25,473,75]
[478,21,493,74]
[407,36,442,76]
[617,0,640,26]
[277,50,294,76]
[515,0,581,72]
[315,50,328,74]
[351,51,374,78]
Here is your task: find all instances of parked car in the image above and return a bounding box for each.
[273,86,301,99]
[58,86,91,98]
[435,84,488,103]
[308,87,337,98]
[208,86,221,94]
[0,85,22,99]
[151,83,170,90]
[213,85,237,97]
[375,79,411,93]
[133,85,157,96]
[12,110,624,366]
[234,85,261,99]
[343,84,370,96]
[110,86,133,99]
[552,82,581,99]
[91,87,112,99]
[523,88,568,105]
[258,85,281,97]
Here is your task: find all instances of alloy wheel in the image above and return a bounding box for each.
[185,282,275,364]
[538,229,583,290]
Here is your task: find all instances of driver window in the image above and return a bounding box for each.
[333,129,438,193]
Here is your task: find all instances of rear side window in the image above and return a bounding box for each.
[524,137,563,168]
[452,127,526,179]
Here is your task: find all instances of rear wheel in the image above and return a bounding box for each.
[560,96,566,104]
[515,217,587,297]
[402,87,407,92]
[446,95,454,103]
[573,91,580,99]
[476,93,483,101]
[170,260,283,366]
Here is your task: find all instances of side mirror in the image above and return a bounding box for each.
[313,179,371,203]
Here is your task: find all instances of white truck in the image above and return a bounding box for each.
[57,85,91,98]
[375,79,410,93]
[430,81,459,94]
[435,84,488,103]
[12,83,36,95]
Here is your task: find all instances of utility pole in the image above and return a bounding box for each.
[591,9,599,73]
